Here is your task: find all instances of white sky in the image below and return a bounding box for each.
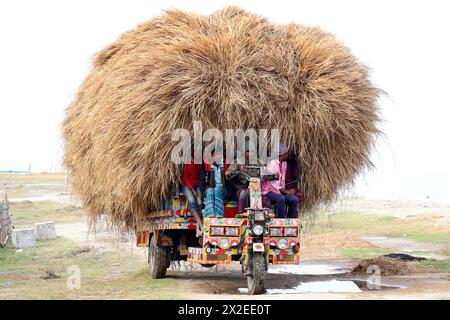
[1,0,449,201]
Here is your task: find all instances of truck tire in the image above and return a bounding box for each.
[148,235,169,279]
[247,253,266,295]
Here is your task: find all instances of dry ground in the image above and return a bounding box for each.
[0,173,449,299]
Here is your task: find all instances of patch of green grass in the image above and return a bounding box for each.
[312,212,403,236]
[10,201,82,228]
[0,238,78,273]
[340,247,391,259]
[0,238,178,299]
[310,211,450,246]
[439,249,450,257]
[419,259,450,273]
[406,233,450,244]
[0,173,66,184]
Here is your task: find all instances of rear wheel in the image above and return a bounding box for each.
[247,253,266,295]
[148,235,170,279]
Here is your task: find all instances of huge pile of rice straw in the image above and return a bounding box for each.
[62,7,381,230]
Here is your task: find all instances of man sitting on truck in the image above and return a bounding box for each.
[285,152,304,215]
[199,148,226,219]
[225,141,258,214]
[181,156,203,236]
[261,144,299,218]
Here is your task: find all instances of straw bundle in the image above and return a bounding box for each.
[62,7,381,230]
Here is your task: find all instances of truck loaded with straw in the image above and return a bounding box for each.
[62,7,380,294]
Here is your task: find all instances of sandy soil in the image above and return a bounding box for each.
[56,222,147,257]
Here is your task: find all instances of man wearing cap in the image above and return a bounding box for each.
[261,143,299,218]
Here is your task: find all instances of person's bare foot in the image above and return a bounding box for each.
[196,224,203,237]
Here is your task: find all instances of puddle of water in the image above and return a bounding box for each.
[269,263,349,275]
[238,280,361,294]
[352,279,407,291]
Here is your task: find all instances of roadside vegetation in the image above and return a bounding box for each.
[0,238,177,299]
[10,201,81,228]
[306,211,450,271]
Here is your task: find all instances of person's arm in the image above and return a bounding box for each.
[225,163,238,176]
[265,160,280,176]
[198,164,207,196]
[280,188,296,195]
[261,165,279,181]
[298,159,303,192]
[267,159,285,192]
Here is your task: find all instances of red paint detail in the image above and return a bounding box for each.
[224,206,238,218]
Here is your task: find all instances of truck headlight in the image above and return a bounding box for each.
[279,239,289,249]
[219,238,230,249]
[252,224,264,236]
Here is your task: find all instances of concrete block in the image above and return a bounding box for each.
[35,222,56,241]
[12,228,35,249]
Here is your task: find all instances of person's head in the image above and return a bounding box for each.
[211,148,223,164]
[278,143,289,161]
[245,140,257,162]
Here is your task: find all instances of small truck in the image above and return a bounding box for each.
[136,166,301,295]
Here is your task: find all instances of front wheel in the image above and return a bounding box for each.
[247,253,266,295]
[148,235,170,279]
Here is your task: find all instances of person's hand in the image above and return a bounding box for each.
[288,189,296,195]
[281,189,296,195]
